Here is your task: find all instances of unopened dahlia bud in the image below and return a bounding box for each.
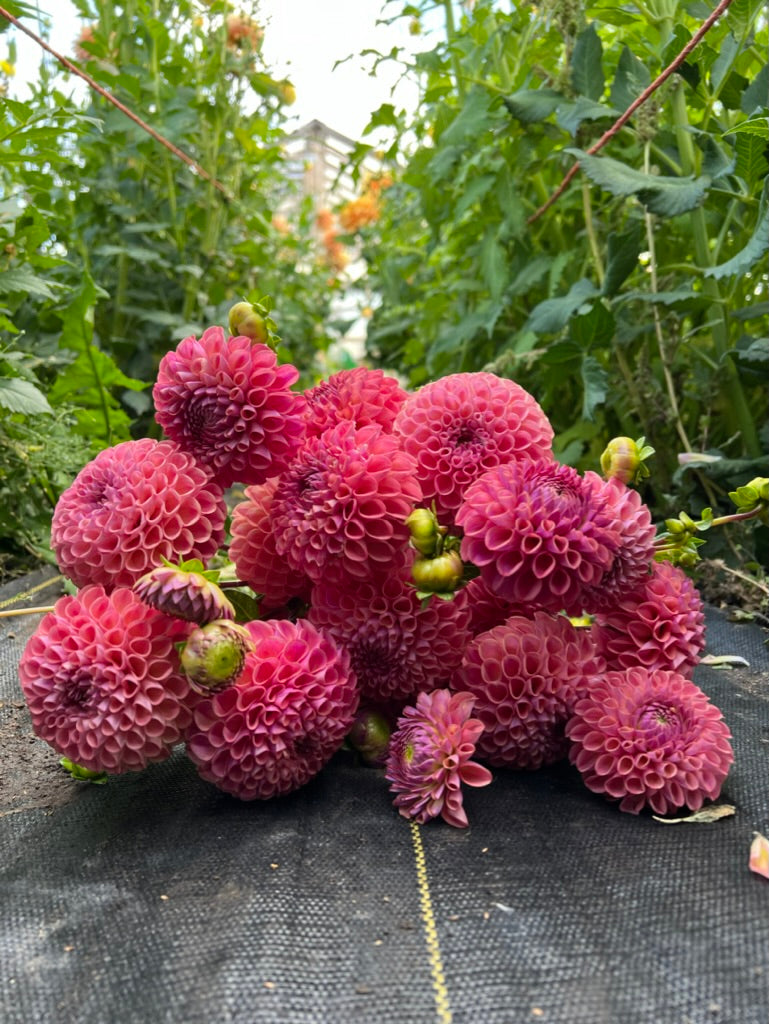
[600,436,654,485]
[228,301,269,345]
[347,709,392,766]
[730,477,769,515]
[411,550,464,594]
[180,620,254,694]
[134,561,235,625]
[405,507,443,557]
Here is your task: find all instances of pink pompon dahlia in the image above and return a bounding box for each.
[19,586,195,774]
[457,459,620,615]
[153,326,306,489]
[185,618,359,800]
[309,571,471,704]
[270,422,421,584]
[460,576,526,637]
[591,560,706,677]
[566,667,734,815]
[385,689,493,828]
[393,371,554,525]
[229,478,311,611]
[303,367,407,438]
[452,612,604,770]
[51,439,226,590]
[134,562,235,624]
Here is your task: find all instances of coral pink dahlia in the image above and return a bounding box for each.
[51,439,226,590]
[134,561,235,624]
[303,367,407,438]
[19,586,195,774]
[452,612,604,770]
[566,667,734,814]
[153,326,306,488]
[457,459,620,615]
[591,560,706,677]
[185,618,359,800]
[393,371,554,524]
[385,689,492,828]
[270,422,421,584]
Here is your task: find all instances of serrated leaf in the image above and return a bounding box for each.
[526,278,599,334]
[455,174,497,219]
[0,266,61,299]
[741,63,769,115]
[733,131,769,187]
[0,377,53,415]
[603,222,642,296]
[609,46,651,113]
[571,24,605,101]
[723,116,769,139]
[509,255,552,296]
[480,229,507,299]
[710,32,739,93]
[567,149,710,216]
[441,87,494,146]
[227,589,262,624]
[704,194,768,279]
[581,353,608,418]
[570,301,615,349]
[557,97,618,137]
[503,88,563,124]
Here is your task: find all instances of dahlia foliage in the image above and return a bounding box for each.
[20,313,739,826]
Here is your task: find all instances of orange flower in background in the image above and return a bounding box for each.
[271,214,291,235]
[74,23,97,61]
[226,12,263,51]
[338,193,380,232]
[316,208,334,232]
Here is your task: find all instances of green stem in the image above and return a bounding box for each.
[442,0,466,102]
[581,182,604,287]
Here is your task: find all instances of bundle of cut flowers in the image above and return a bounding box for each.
[20,300,766,827]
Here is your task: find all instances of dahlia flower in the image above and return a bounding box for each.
[566,667,734,815]
[134,561,234,624]
[385,689,492,828]
[19,586,195,774]
[452,612,604,770]
[51,438,226,590]
[185,618,359,800]
[460,576,524,637]
[591,560,706,676]
[309,570,471,704]
[457,459,620,615]
[303,367,407,438]
[393,372,553,524]
[153,326,306,489]
[270,422,421,584]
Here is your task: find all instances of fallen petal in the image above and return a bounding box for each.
[749,832,769,879]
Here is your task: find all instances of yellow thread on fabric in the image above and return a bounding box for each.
[410,820,453,1024]
[0,575,63,612]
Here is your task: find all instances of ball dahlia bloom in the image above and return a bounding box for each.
[591,560,706,676]
[457,459,620,615]
[452,612,604,770]
[270,422,421,584]
[303,367,407,439]
[309,571,471,705]
[393,372,554,524]
[153,326,306,489]
[19,586,195,774]
[185,619,359,800]
[566,667,734,815]
[51,438,226,590]
[460,576,525,637]
[385,689,493,828]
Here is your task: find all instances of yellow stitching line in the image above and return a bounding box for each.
[410,820,453,1024]
[0,574,63,612]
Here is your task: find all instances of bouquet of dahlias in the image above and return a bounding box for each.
[21,301,764,827]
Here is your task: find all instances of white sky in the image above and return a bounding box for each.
[6,0,426,142]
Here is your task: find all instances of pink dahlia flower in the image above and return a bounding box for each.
[457,459,620,615]
[185,618,359,800]
[591,560,706,676]
[153,326,306,488]
[393,371,554,524]
[270,422,421,584]
[309,571,471,704]
[566,667,734,814]
[452,612,604,770]
[303,367,407,438]
[51,439,226,590]
[134,563,234,624]
[229,478,311,611]
[385,689,493,828]
[19,586,195,774]
[460,576,526,637]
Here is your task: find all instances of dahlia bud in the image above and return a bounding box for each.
[347,709,392,766]
[600,436,654,485]
[729,477,769,515]
[134,562,235,625]
[411,550,464,595]
[228,301,269,345]
[180,620,254,694]
[405,507,444,557]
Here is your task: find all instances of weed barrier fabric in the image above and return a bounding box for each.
[1,570,767,1024]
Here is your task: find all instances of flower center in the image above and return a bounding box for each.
[638,701,681,739]
[61,671,95,713]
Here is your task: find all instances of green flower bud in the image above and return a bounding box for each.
[347,709,391,766]
[228,301,268,344]
[600,435,654,485]
[180,620,254,694]
[405,507,443,557]
[411,550,464,594]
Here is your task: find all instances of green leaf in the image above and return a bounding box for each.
[441,87,495,146]
[526,278,599,334]
[228,589,262,624]
[704,193,768,279]
[723,116,769,139]
[567,149,710,216]
[0,377,53,415]
[509,255,551,296]
[455,174,497,219]
[569,301,615,350]
[571,24,605,101]
[0,266,61,299]
[557,98,618,137]
[503,88,563,124]
[662,25,700,89]
[581,354,608,419]
[480,229,507,300]
[602,221,642,296]
[710,32,739,93]
[741,63,769,115]
[609,46,651,113]
[732,131,769,188]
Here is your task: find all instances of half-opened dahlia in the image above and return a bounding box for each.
[153,326,306,488]
[385,689,492,828]
[566,667,734,814]
[185,618,359,800]
[134,562,235,624]
[457,459,620,615]
[303,367,407,438]
[393,371,553,524]
[51,438,226,590]
[19,586,195,774]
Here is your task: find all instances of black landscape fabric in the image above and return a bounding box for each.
[1,568,767,1024]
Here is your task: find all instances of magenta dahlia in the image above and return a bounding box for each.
[460,576,526,637]
[134,562,234,624]
[385,689,492,828]
[51,439,227,590]
[452,612,604,770]
[457,459,620,615]
[229,478,311,611]
[309,570,471,705]
[566,667,734,814]
[19,586,196,774]
[270,422,422,584]
[393,371,554,524]
[185,618,359,800]
[591,560,706,676]
[153,326,306,488]
[303,367,407,438]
